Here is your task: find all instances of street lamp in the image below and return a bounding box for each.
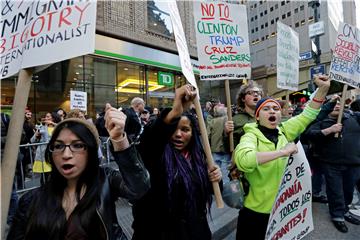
[308,0,321,93]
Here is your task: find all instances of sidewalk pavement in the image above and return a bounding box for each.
[115,198,239,240]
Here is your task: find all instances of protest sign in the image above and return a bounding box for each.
[167,0,197,90]
[265,142,313,240]
[0,0,97,79]
[70,90,87,113]
[277,22,299,91]
[167,0,223,208]
[329,22,360,88]
[193,1,250,81]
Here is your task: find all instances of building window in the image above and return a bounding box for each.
[275,4,278,9]
[254,4,257,8]
[295,22,300,27]
[251,17,254,21]
[308,16,314,22]
[265,22,268,27]
[271,19,275,24]
[270,6,274,11]
[255,27,258,32]
[260,12,263,17]
[282,14,286,19]
[287,12,291,17]
[295,8,298,13]
[255,15,258,20]
[286,0,290,3]
[260,0,263,4]
[147,1,173,38]
[261,24,264,29]
[261,36,265,41]
[276,17,279,21]
[300,5,304,11]
[301,19,306,25]
[264,10,267,15]
[251,29,254,33]
[281,1,285,6]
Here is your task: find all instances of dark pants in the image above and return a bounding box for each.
[321,163,360,221]
[236,207,270,240]
[309,159,324,196]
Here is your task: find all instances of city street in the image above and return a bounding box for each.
[17,165,360,240]
[223,202,360,240]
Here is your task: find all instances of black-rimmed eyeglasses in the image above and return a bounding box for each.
[49,143,87,153]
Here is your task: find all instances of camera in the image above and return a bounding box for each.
[35,125,46,135]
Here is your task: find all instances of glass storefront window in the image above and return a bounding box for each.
[147,1,174,38]
[1,55,211,122]
[90,56,117,116]
[116,62,146,108]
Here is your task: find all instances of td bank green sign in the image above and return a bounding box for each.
[158,72,174,86]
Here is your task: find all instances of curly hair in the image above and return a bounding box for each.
[236,80,262,110]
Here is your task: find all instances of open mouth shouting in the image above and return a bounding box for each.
[268,116,276,122]
[61,163,76,175]
[266,115,278,127]
[172,139,184,150]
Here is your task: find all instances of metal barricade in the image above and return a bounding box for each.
[15,138,112,194]
[16,142,48,194]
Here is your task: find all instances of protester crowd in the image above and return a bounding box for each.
[2,74,360,239]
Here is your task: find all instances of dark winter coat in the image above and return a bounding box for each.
[132,109,213,240]
[304,111,360,165]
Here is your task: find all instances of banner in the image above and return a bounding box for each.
[329,22,360,88]
[193,1,251,81]
[277,21,299,91]
[265,142,313,240]
[70,90,87,113]
[0,0,97,79]
[167,0,198,90]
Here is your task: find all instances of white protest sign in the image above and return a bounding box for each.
[193,1,251,81]
[265,142,313,240]
[167,0,198,91]
[70,90,87,112]
[329,22,360,88]
[0,0,97,79]
[277,21,299,91]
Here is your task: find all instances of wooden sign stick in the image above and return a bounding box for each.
[193,95,224,208]
[225,80,234,152]
[335,84,348,138]
[1,69,33,238]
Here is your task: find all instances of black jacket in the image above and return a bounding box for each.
[132,109,214,240]
[7,145,150,240]
[304,111,360,165]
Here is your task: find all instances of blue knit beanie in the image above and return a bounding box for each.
[255,97,281,118]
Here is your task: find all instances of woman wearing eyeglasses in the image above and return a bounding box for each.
[233,75,331,240]
[7,104,150,240]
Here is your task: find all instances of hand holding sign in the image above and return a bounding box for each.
[164,84,197,124]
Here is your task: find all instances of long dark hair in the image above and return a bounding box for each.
[163,112,212,214]
[25,122,100,239]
